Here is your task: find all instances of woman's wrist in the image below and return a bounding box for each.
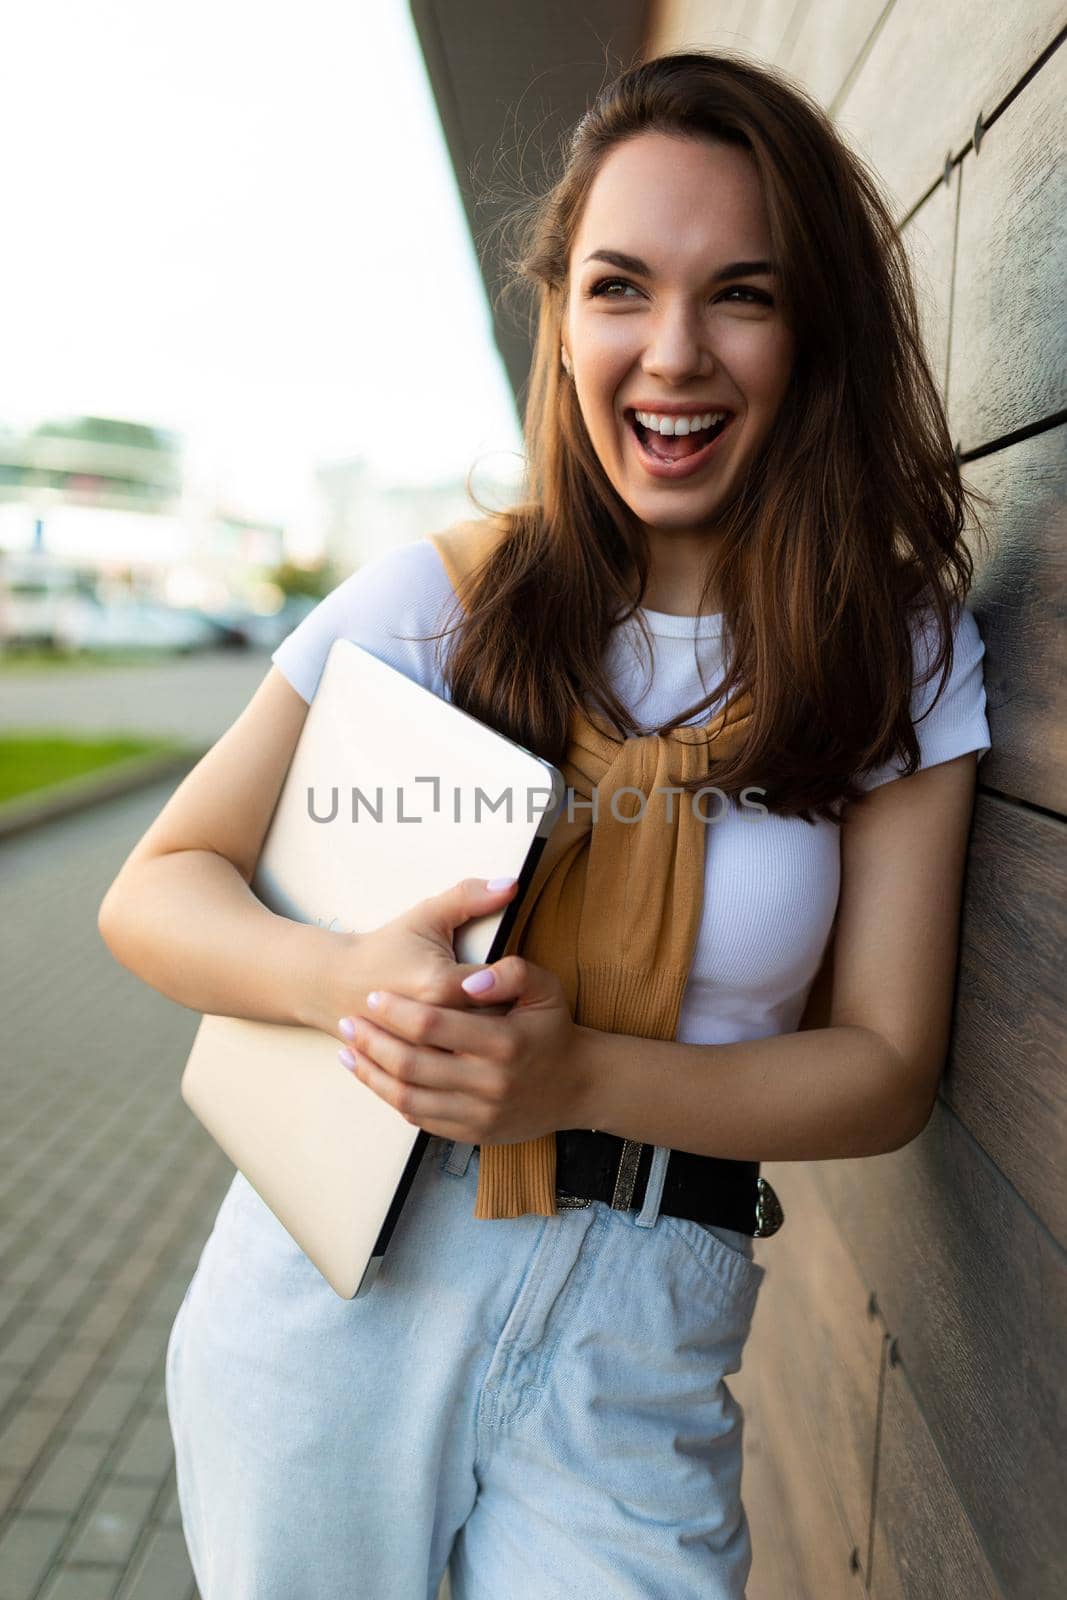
[285,920,371,1036]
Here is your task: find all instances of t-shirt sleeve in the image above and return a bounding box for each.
[269,537,460,705]
[857,602,992,791]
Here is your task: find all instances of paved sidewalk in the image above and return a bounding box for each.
[0,782,235,1599]
[0,777,456,1600]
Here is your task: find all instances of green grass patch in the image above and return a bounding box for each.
[0,732,190,805]
[0,647,190,671]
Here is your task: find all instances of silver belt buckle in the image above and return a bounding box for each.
[753,1176,784,1237]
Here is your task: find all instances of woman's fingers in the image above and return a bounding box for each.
[346,1046,484,1138]
[339,989,507,1059]
[337,999,503,1135]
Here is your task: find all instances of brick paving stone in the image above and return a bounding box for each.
[102,1327,169,1384]
[116,1526,195,1600]
[0,1512,70,1600]
[74,1298,132,1347]
[0,757,252,1596]
[67,1481,157,1566]
[1,1318,64,1371]
[25,1275,93,1320]
[2,1254,56,1290]
[30,1344,105,1407]
[21,1436,112,1515]
[68,1379,142,1442]
[158,1480,181,1527]
[0,1402,66,1475]
[38,1567,120,1600]
[110,1414,173,1484]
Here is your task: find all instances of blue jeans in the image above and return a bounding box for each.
[165,1136,766,1599]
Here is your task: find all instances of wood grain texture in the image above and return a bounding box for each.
[808,1104,1067,1596]
[963,425,1067,815]
[834,0,1066,217]
[901,160,960,402]
[746,1161,884,1568]
[868,1359,1004,1600]
[948,796,1067,1246]
[737,1246,874,1600]
[645,0,795,64]
[780,0,886,111]
[949,43,1067,452]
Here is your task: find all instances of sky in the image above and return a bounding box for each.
[0,1,524,542]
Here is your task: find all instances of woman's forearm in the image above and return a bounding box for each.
[568,1021,928,1162]
[97,849,353,1029]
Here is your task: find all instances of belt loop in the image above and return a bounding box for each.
[444,1140,475,1176]
[634,1145,670,1229]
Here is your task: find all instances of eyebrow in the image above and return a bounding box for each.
[582,248,776,281]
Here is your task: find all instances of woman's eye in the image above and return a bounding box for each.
[588,278,772,306]
[588,277,638,298]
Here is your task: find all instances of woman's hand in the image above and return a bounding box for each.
[299,875,523,1038]
[336,955,584,1146]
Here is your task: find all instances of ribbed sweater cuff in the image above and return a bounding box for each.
[473,1134,558,1219]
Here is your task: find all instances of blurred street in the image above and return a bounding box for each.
[0,649,273,743]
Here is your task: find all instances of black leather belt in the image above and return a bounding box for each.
[475,1131,784,1237]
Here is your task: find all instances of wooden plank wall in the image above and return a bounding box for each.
[642,5,1067,1597]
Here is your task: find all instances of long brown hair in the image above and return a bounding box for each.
[412,50,990,825]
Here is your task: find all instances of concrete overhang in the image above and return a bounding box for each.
[409,1,649,415]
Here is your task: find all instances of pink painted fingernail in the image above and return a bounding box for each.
[338,1047,358,1070]
[339,1018,357,1039]
[461,969,496,995]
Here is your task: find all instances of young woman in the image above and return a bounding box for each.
[98,50,992,1600]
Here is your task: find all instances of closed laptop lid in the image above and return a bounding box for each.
[181,636,566,1298]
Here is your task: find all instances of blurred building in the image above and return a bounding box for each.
[315,452,524,572]
[0,415,182,514]
[0,414,286,611]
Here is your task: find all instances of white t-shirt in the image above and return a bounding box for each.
[271,535,992,1050]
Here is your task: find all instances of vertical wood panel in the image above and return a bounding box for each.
[834,0,1066,216]
[869,1361,1003,1599]
[963,425,1067,815]
[949,796,1067,1244]
[644,0,796,62]
[900,159,960,399]
[779,0,886,110]
[743,1163,884,1567]
[948,41,1067,450]
[809,1099,1067,1595]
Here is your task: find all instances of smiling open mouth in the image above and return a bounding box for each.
[625,410,735,473]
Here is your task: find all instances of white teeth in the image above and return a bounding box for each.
[634,409,728,434]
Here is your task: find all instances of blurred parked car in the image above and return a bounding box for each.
[0,555,94,648]
[208,594,318,651]
[53,594,226,654]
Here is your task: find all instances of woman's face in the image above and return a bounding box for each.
[563,130,796,592]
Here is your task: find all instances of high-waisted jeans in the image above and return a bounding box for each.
[165,1135,767,1599]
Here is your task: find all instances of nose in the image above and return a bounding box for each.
[641,301,714,386]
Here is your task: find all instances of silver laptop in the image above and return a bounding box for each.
[180,636,566,1299]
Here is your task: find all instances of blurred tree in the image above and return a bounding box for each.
[267,559,340,600]
[30,416,178,453]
